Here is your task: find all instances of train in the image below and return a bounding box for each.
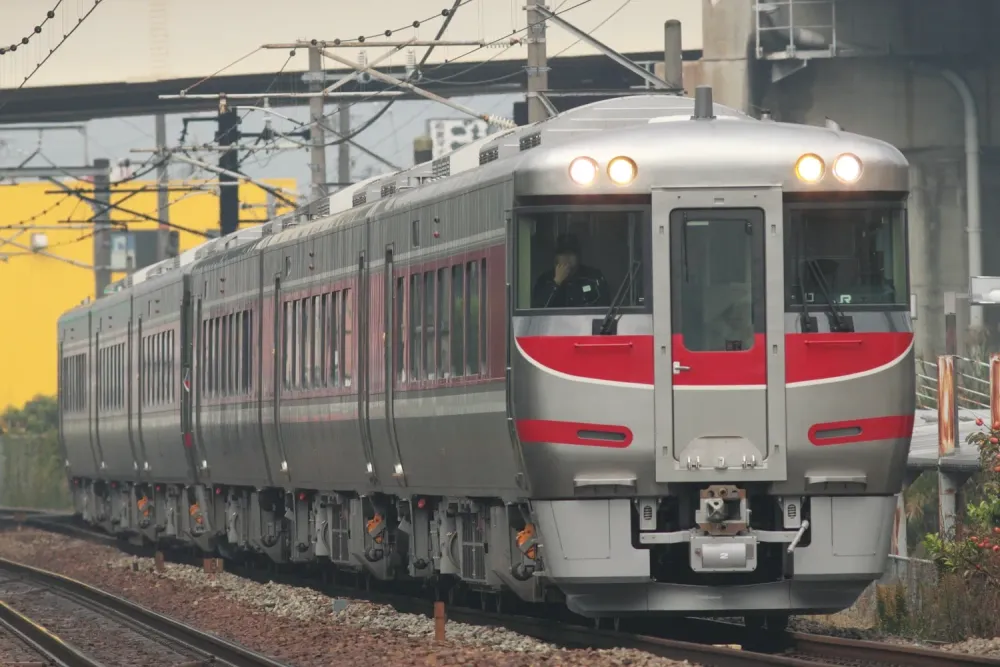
[57,87,915,629]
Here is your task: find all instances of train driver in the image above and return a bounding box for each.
[531,233,611,308]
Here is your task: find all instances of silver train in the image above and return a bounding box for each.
[58,88,915,628]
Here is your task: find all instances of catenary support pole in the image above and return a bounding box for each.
[337,102,350,192]
[525,0,549,123]
[309,46,329,208]
[92,158,112,297]
[154,113,170,261]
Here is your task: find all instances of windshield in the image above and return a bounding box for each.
[516,208,646,311]
[784,204,907,309]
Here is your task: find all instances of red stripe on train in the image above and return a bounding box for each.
[516,332,913,386]
[808,414,915,446]
[785,332,913,384]
[515,419,634,448]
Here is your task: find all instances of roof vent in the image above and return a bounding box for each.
[691,85,716,121]
[519,133,541,151]
[381,183,397,197]
[352,191,368,207]
[479,146,499,165]
[432,157,451,180]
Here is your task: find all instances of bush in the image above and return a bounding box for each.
[0,395,71,510]
[906,416,1000,641]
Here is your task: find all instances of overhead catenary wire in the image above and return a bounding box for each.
[0,2,63,55]
[243,0,595,156]
[0,0,106,114]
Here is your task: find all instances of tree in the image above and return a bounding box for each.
[0,395,70,510]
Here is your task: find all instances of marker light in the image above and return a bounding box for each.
[832,153,863,184]
[569,157,598,186]
[607,156,638,186]
[795,154,825,183]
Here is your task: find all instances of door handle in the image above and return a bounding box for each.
[673,361,691,374]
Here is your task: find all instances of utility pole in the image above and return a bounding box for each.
[337,102,350,191]
[154,113,170,260]
[308,45,329,208]
[664,20,683,91]
[92,158,112,297]
[525,0,549,124]
[216,96,240,237]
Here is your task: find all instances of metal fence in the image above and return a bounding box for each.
[916,356,991,410]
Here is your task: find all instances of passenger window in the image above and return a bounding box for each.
[423,271,436,380]
[451,264,464,378]
[395,277,406,384]
[466,260,481,375]
[670,211,764,353]
[437,268,450,378]
[342,288,354,388]
[516,209,645,310]
[409,275,422,381]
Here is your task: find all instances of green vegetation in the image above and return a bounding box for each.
[869,419,1000,641]
[0,395,72,510]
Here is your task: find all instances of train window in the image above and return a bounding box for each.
[423,271,436,380]
[670,211,765,353]
[283,303,292,389]
[301,298,311,390]
[516,209,645,310]
[409,275,422,381]
[292,300,301,389]
[451,264,465,378]
[329,292,340,387]
[437,268,450,379]
[312,297,323,387]
[395,277,406,384]
[785,204,907,309]
[480,258,488,372]
[466,260,481,375]
[342,288,354,388]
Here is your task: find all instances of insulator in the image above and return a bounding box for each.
[404,48,416,80]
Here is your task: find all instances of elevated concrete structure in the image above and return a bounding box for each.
[692,0,1000,360]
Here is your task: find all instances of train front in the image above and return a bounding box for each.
[510,95,914,624]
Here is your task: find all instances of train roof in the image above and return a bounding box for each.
[82,90,909,301]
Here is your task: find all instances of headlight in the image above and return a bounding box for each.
[607,156,637,186]
[795,154,825,183]
[832,153,863,184]
[569,157,598,186]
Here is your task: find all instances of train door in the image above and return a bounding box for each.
[652,187,787,484]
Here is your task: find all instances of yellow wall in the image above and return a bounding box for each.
[0,179,296,409]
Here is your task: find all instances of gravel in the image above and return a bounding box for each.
[0,529,698,667]
[0,574,201,666]
[0,622,47,664]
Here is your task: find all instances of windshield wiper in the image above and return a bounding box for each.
[805,259,852,332]
[597,260,641,335]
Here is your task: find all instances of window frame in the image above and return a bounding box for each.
[783,200,910,312]
[511,204,653,316]
[669,207,767,353]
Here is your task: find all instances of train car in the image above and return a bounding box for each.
[58,87,915,628]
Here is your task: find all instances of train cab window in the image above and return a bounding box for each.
[516,209,645,311]
[670,210,765,353]
[785,204,907,309]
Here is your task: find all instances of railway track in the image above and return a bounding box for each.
[0,556,292,667]
[4,512,1000,667]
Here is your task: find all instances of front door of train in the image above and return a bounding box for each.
[652,187,787,484]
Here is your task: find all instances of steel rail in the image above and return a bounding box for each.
[8,514,1000,666]
[0,557,292,667]
[783,631,1000,667]
[0,598,99,667]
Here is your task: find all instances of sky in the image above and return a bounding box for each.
[0,0,701,198]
